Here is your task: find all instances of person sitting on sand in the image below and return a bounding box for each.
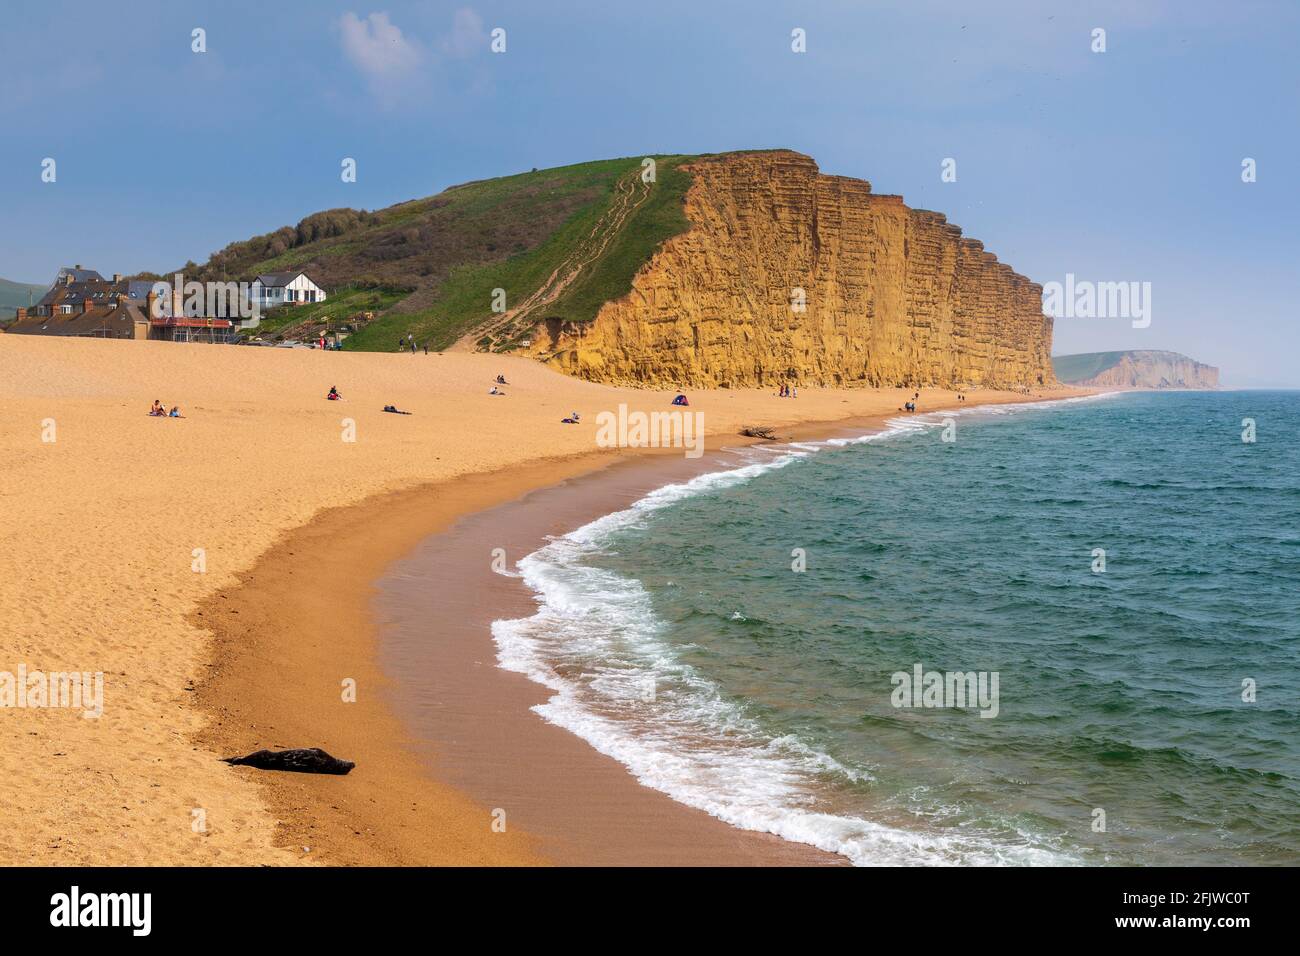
[327,386,341,401]
[496,374,508,385]
[168,406,183,418]
[489,385,504,395]
[149,400,166,417]
[671,393,689,406]
[561,411,581,424]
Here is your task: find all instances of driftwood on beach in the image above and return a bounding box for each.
[739,425,778,440]
[222,747,355,775]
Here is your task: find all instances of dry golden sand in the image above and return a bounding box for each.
[0,334,1090,865]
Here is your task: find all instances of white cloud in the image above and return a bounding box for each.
[441,8,487,58]
[338,8,489,108]
[339,11,423,103]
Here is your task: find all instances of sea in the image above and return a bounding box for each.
[492,391,1300,865]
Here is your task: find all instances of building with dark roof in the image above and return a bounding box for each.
[251,271,327,310]
[2,268,235,343]
[54,264,105,284]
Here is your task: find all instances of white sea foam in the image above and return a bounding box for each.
[491,396,1107,865]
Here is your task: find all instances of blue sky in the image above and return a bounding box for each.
[2,0,1296,384]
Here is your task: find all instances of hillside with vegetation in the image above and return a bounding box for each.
[0,277,48,320]
[182,155,696,351]
[1050,351,1131,384]
[243,285,411,344]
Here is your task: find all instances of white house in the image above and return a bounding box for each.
[251,271,327,310]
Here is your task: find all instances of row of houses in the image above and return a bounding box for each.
[2,266,328,343]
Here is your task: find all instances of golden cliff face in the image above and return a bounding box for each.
[527,151,1056,388]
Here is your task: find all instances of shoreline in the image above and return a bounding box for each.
[196,389,1092,865]
[0,332,1091,865]
[374,433,855,865]
[192,448,636,865]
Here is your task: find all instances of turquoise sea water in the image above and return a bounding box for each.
[494,392,1300,865]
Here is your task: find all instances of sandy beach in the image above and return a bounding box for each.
[0,333,1090,865]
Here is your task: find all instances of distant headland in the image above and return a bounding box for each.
[1052,350,1219,389]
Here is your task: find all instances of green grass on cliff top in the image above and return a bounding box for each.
[1051,351,1128,383]
[186,154,697,352]
[342,154,696,351]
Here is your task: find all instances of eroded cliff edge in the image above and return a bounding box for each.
[525,150,1056,388]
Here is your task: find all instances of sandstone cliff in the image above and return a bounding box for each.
[525,151,1055,388]
[1052,350,1219,389]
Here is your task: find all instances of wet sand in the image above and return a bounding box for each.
[195,436,851,866]
[375,441,855,865]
